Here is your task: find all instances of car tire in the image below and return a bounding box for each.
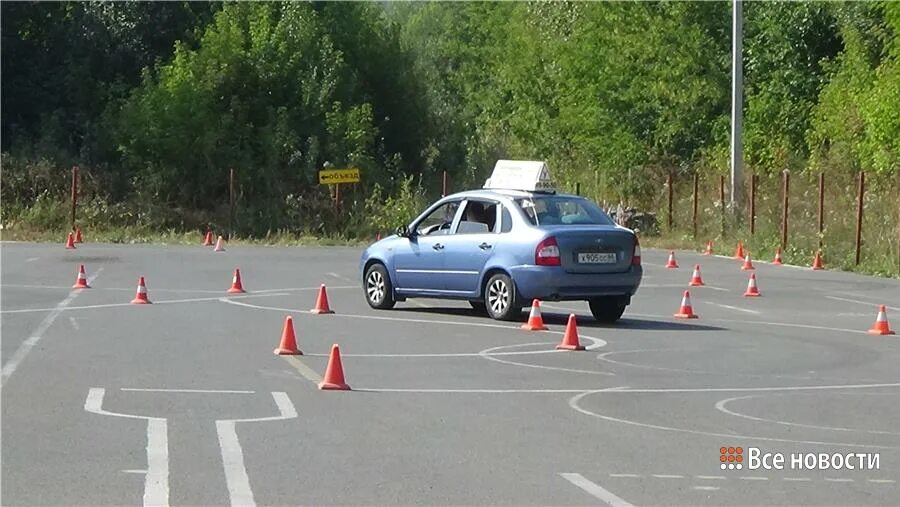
[588,297,627,323]
[468,300,487,313]
[484,273,521,321]
[364,263,396,310]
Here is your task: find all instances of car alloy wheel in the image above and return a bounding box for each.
[366,269,386,305]
[487,278,509,315]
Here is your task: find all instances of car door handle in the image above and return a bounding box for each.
[432,243,444,250]
[479,242,492,250]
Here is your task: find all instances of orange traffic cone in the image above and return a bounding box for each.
[202,230,214,246]
[734,241,745,260]
[867,305,895,335]
[214,236,225,252]
[703,241,713,256]
[772,247,783,265]
[273,316,303,355]
[311,284,335,314]
[812,250,824,270]
[674,290,698,319]
[744,273,761,297]
[689,265,705,286]
[665,251,679,269]
[319,344,351,390]
[72,264,90,289]
[74,228,83,243]
[65,232,77,250]
[130,276,151,304]
[228,268,246,294]
[741,254,755,270]
[556,314,586,351]
[521,299,549,330]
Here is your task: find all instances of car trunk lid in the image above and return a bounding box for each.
[542,226,636,274]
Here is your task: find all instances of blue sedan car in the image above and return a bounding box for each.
[359,163,642,322]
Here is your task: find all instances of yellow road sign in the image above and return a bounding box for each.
[319,168,360,184]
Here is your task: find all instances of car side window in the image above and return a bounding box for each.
[416,201,460,236]
[500,205,513,233]
[455,199,499,234]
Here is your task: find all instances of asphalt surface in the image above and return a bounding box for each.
[2,240,899,506]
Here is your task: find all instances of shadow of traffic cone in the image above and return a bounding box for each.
[772,247,783,265]
[228,268,245,294]
[811,250,824,270]
[214,236,225,252]
[665,251,679,269]
[744,273,761,297]
[674,290,698,319]
[74,228,83,243]
[273,316,303,354]
[521,299,549,330]
[556,314,586,350]
[311,284,335,314]
[130,276,151,304]
[689,265,705,286]
[65,232,77,250]
[741,254,755,270]
[203,230,214,246]
[867,305,895,335]
[72,264,90,289]
[319,344,351,390]
[703,241,713,256]
[734,241,745,260]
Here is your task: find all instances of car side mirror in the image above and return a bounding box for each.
[396,225,410,238]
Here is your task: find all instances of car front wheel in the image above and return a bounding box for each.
[484,273,521,321]
[364,263,396,310]
[588,296,627,323]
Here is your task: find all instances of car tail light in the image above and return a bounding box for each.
[535,236,561,266]
[632,236,641,266]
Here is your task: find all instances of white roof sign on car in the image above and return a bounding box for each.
[483,160,556,192]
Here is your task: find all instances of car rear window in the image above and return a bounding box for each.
[515,196,615,226]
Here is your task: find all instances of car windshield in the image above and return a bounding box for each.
[515,196,615,226]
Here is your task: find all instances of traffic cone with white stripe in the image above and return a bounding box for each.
[689,264,705,286]
[741,254,755,270]
[743,273,761,297]
[130,276,151,304]
[228,268,245,294]
[214,236,225,252]
[556,314,586,350]
[521,299,549,331]
[867,305,895,335]
[703,241,713,256]
[72,264,90,289]
[665,251,679,269]
[772,247,783,265]
[673,290,698,319]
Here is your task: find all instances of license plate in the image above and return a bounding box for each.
[577,252,616,264]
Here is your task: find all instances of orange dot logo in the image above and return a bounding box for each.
[719,445,744,470]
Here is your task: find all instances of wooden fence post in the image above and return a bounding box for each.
[692,173,699,239]
[781,170,790,251]
[855,171,865,265]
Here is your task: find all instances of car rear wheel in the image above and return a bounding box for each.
[468,300,487,313]
[588,296,627,323]
[484,273,521,321]
[364,263,395,310]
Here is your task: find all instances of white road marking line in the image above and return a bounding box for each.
[0,284,356,293]
[121,469,148,474]
[84,388,169,507]
[707,302,761,315]
[652,474,684,479]
[69,316,79,330]
[281,355,323,385]
[306,349,566,358]
[0,292,288,314]
[641,283,730,292]
[325,272,355,283]
[826,296,899,311]
[1,268,103,385]
[740,476,769,481]
[26,257,39,262]
[354,388,598,393]
[559,473,634,506]
[696,475,726,480]
[692,486,720,491]
[868,479,896,484]
[581,382,900,393]
[783,477,811,482]
[609,474,642,478]
[824,478,854,482]
[214,392,297,507]
[120,388,255,394]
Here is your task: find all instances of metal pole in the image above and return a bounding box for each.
[817,172,825,249]
[730,0,744,213]
[692,173,699,239]
[666,173,674,230]
[749,174,757,235]
[442,170,448,197]
[855,171,864,265]
[70,166,79,231]
[781,170,790,251]
[229,168,235,240]
[719,175,726,237]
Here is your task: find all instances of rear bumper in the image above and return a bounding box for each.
[507,264,642,302]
